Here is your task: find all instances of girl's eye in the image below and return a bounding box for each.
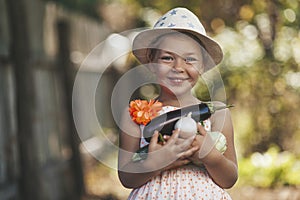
[159,56,174,62]
[185,57,197,63]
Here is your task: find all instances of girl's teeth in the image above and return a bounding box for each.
[169,77,185,82]
[173,79,183,83]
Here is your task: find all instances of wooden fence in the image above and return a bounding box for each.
[0,0,113,199]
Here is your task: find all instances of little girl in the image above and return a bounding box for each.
[118,7,238,199]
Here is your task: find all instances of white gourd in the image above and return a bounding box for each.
[209,131,227,154]
[174,112,227,154]
[174,112,197,135]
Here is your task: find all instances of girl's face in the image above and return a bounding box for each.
[150,33,204,98]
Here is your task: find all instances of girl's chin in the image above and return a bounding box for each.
[161,85,193,97]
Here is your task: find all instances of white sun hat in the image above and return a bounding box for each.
[132,7,223,71]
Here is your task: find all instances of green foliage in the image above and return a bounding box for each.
[192,76,211,101]
[45,0,101,19]
[124,0,202,14]
[238,145,300,188]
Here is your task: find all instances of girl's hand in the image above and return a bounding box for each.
[188,123,209,164]
[145,129,197,171]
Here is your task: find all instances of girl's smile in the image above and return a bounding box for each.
[167,76,190,84]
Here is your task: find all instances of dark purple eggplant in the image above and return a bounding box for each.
[143,102,231,142]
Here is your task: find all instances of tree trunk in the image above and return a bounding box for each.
[57,19,85,199]
[6,0,42,199]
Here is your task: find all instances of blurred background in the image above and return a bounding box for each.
[0,0,300,199]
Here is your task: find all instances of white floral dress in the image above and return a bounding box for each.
[128,106,232,200]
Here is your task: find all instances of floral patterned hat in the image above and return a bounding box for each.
[132,7,223,71]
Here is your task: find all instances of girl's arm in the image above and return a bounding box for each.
[189,102,238,189]
[118,108,197,189]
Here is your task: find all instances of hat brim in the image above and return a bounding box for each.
[132,28,223,72]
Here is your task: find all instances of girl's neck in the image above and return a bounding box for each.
[158,94,200,108]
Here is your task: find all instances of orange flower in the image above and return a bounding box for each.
[129,99,163,125]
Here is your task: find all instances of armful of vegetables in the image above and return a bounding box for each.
[132,102,233,162]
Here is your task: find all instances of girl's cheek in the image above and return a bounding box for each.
[193,66,204,75]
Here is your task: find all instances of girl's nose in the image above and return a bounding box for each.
[173,57,185,72]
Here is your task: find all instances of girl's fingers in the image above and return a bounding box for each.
[197,122,207,136]
[162,135,171,144]
[166,130,179,145]
[149,130,159,146]
[179,146,199,159]
[177,135,195,151]
[175,138,186,145]
[163,135,170,140]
